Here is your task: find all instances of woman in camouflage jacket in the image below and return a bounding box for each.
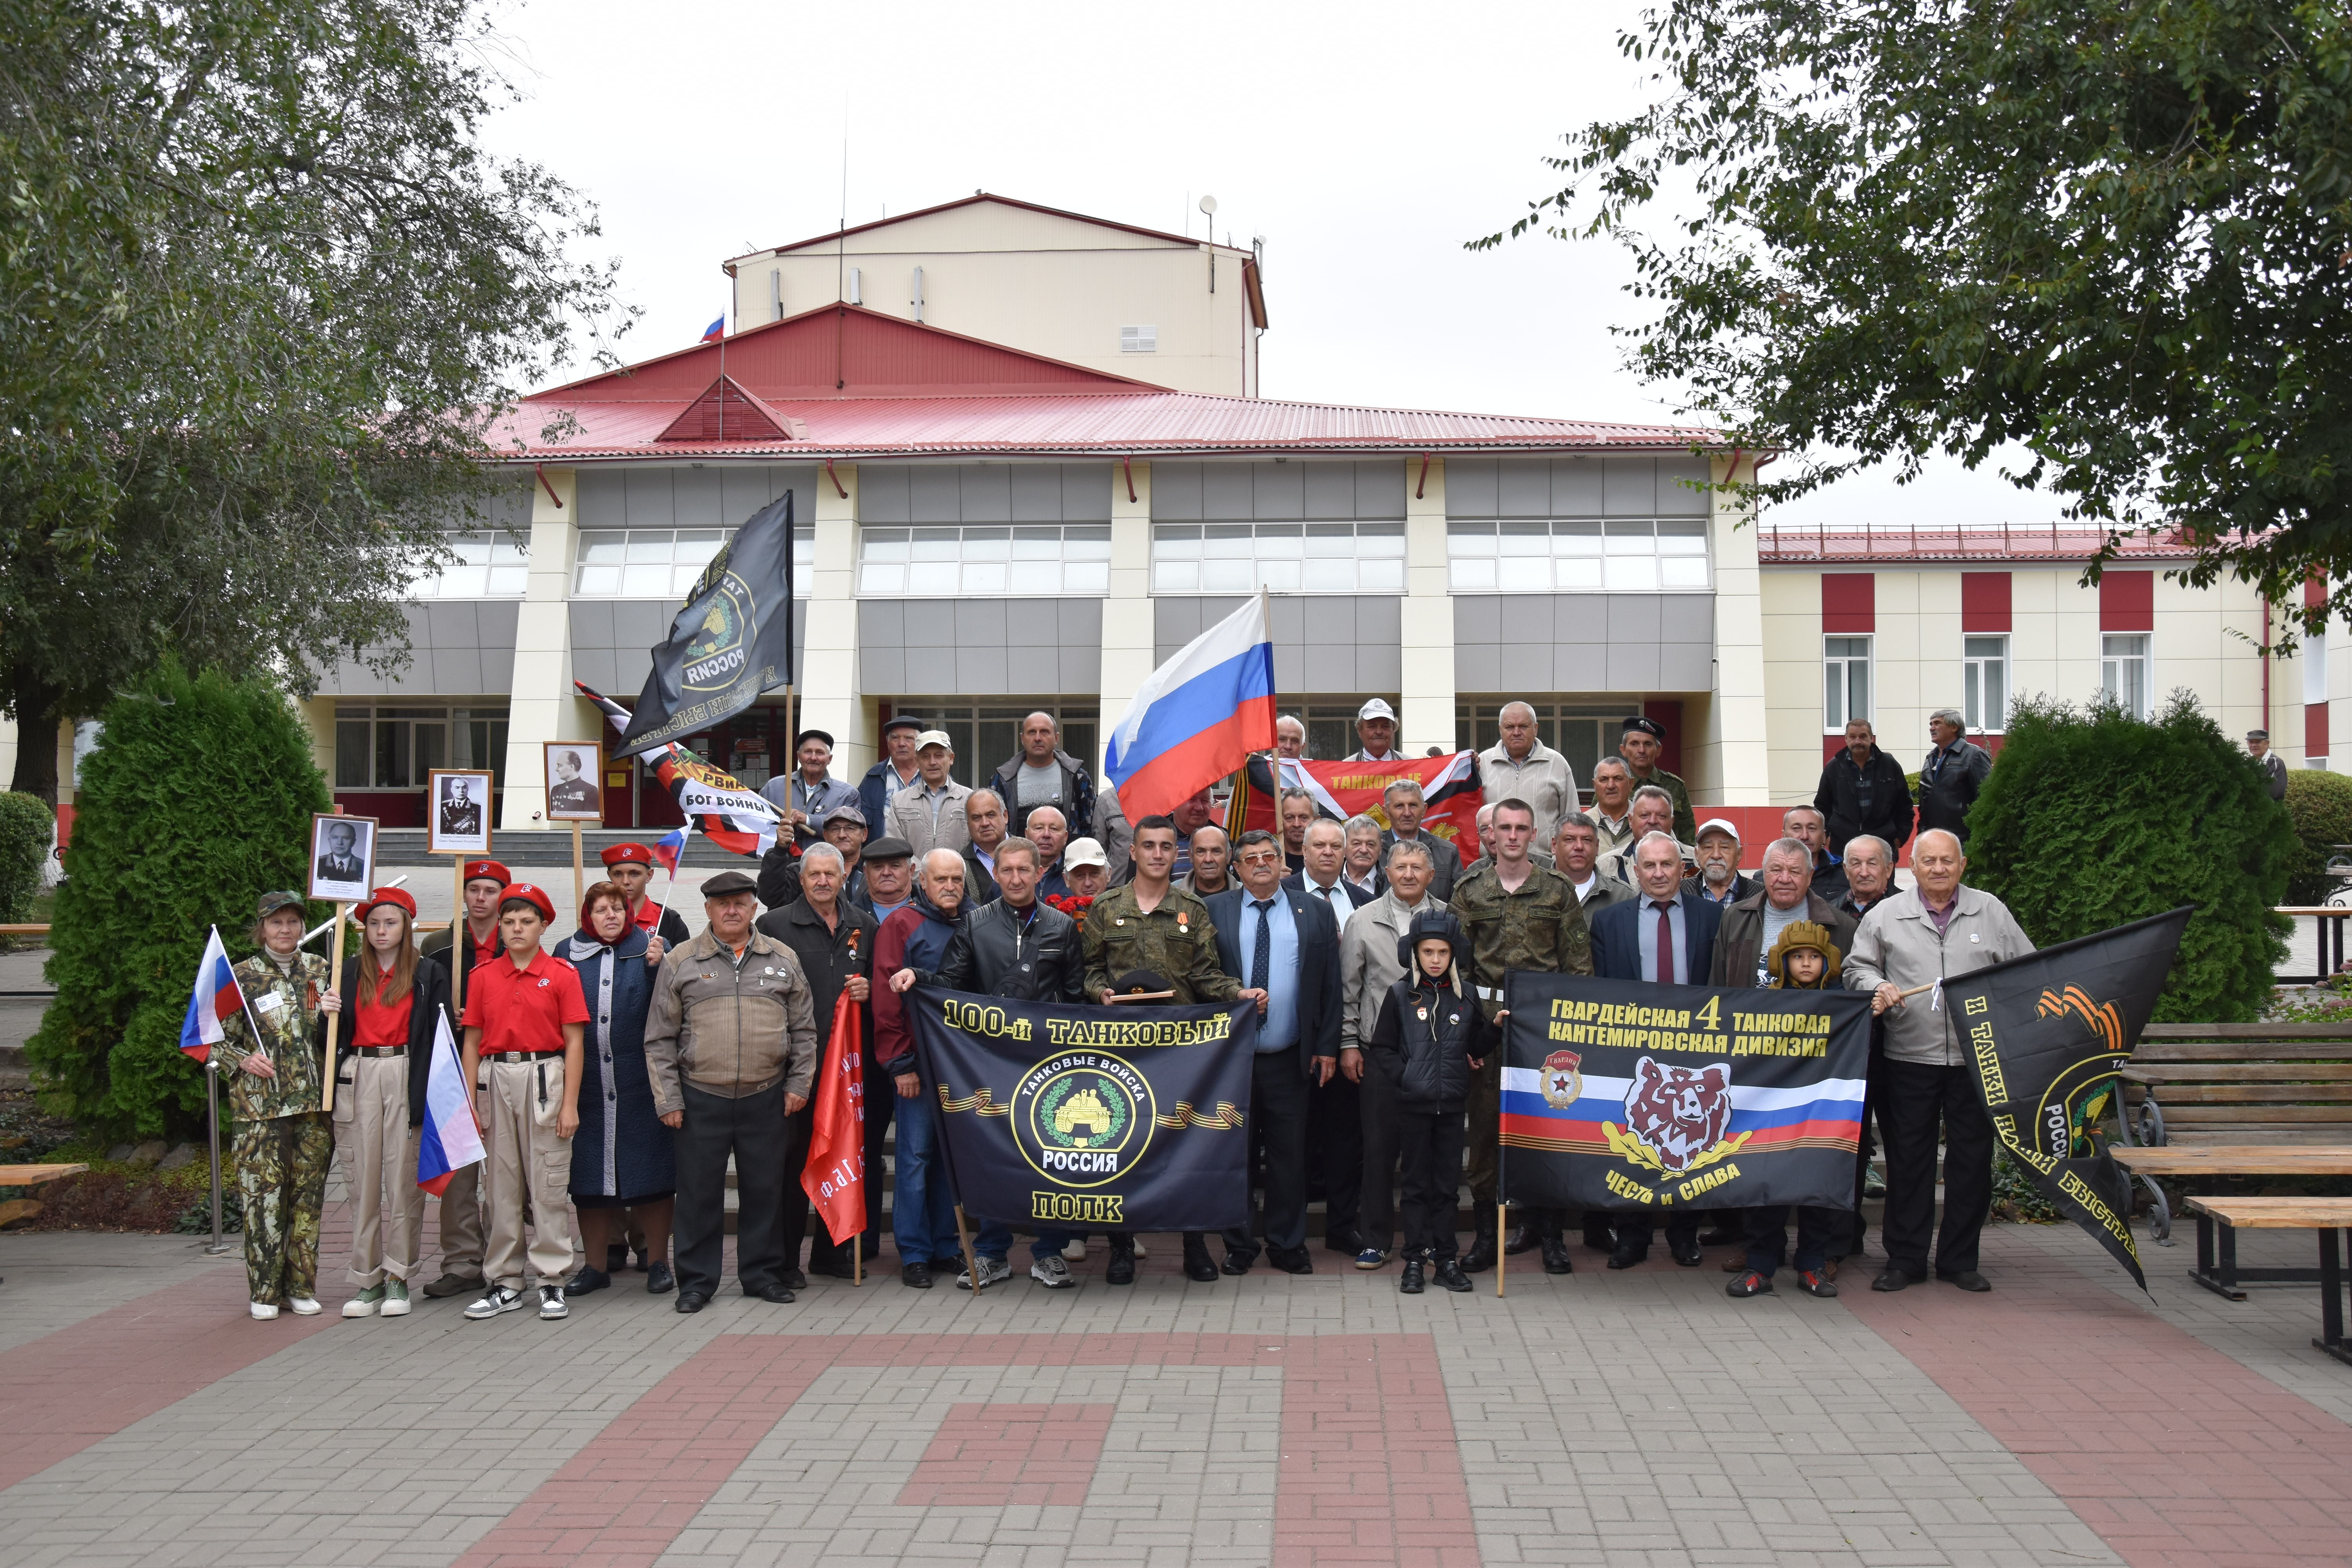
[216,890,341,1319]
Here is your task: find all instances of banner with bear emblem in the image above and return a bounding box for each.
[1498,973,1875,1214]
[907,988,1261,1232]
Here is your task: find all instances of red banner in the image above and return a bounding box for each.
[1227,752,1483,852]
[800,993,866,1245]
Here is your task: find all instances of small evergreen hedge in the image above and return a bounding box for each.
[26,668,330,1140]
[0,791,51,922]
[2281,768,2352,906]
[1966,692,2290,1022]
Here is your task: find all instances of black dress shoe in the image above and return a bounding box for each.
[646,1261,675,1294]
[1539,1238,1575,1275]
[753,1283,796,1303]
[1270,1247,1314,1276]
[1177,1244,1216,1283]
[1697,1225,1740,1247]
[674,1290,710,1313]
[1221,1250,1256,1276]
[781,1267,808,1292]
[1503,1225,1539,1256]
[1607,1244,1648,1270]
[1107,1236,1138,1285]
[1871,1267,1915,1292]
[1399,1258,1425,1293]
[1672,1243,1704,1268]
[1941,1270,1992,1292]
[902,1261,933,1289]
[1324,1229,1363,1256]
[1434,1256,1474,1293]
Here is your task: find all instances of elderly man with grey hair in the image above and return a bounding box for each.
[1918,708,1993,843]
[1847,828,2033,1294]
[1340,814,1386,902]
[1600,785,1690,889]
[1379,777,1463,900]
[1479,702,1577,844]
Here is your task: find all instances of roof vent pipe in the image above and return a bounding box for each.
[911,266,924,323]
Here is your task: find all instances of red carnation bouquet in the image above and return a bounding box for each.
[1044,893,1096,920]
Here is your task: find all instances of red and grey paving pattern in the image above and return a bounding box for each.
[3,1210,2350,1566]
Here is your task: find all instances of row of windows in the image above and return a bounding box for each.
[1150,522,1406,594]
[1823,633,2151,733]
[856,524,1111,598]
[333,705,510,790]
[573,527,816,598]
[1446,518,1709,593]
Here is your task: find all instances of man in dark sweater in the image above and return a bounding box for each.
[1814,720,1915,857]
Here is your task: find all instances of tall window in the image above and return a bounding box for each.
[1824,636,1872,732]
[575,525,813,597]
[2101,634,2151,718]
[334,706,507,789]
[2306,626,2329,707]
[858,524,1111,597]
[1963,635,2009,733]
[412,532,529,598]
[1151,521,1405,593]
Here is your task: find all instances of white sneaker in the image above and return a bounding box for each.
[287,1296,322,1316]
[342,1287,383,1318]
[249,1301,279,1321]
[1030,1256,1076,1289]
[1131,1240,1147,1258]
[956,1255,1013,1290]
[1061,1238,1088,1262]
[538,1285,569,1319]
[378,1282,412,1317]
[464,1286,526,1320]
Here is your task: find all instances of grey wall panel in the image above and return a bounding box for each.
[568,600,616,651]
[1300,595,1356,647]
[956,645,1009,694]
[673,466,726,528]
[1355,460,1406,518]
[1553,458,1605,517]
[1056,597,1104,646]
[1009,464,1062,521]
[959,464,1011,523]
[908,466,961,522]
[1252,463,1304,520]
[860,464,911,523]
[1604,457,1656,516]
[1202,465,1254,520]
[1497,460,1551,518]
[864,597,1097,697]
[423,601,479,648]
[1657,457,1710,516]
[1607,595,1664,645]
[858,599,906,649]
[1448,593,1712,695]
[1301,461,1354,520]
[1355,594,1401,646]
[720,465,774,524]
[861,642,905,694]
[479,637,516,693]
[1004,642,1060,694]
[574,469,626,527]
[436,648,485,695]
[476,600,520,650]
[954,597,1009,645]
[1299,641,1354,693]
[1063,464,1113,521]
[1658,594,1715,642]
[1455,641,1501,692]
[903,645,958,692]
[613,601,673,651]
[1360,639,1403,692]
[1157,595,1404,695]
[1604,637,1661,691]
[1058,641,1102,693]
[1446,459,1499,519]
[623,469,674,528]
[1149,461,1203,521]
[610,642,653,691]
[1659,639,1713,691]
[902,599,956,648]
[1153,597,1207,656]
[571,648,617,697]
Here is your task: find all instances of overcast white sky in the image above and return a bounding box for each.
[476,0,2067,532]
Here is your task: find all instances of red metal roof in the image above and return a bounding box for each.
[730,193,1252,267]
[499,305,1717,461]
[1758,523,2199,563]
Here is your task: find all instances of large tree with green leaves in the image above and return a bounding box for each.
[1480,0,2352,632]
[1,1,628,800]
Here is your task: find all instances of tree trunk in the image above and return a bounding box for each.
[8,664,63,804]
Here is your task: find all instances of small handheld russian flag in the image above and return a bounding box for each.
[701,316,725,342]
[652,824,691,876]
[416,1009,485,1196]
[177,927,245,1065]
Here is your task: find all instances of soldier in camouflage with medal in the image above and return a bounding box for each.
[217,890,341,1319]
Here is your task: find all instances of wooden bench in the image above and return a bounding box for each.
[2183,1196,2352,1366]
[0,1162,89,1230]
[2119,1024,2352,1147]
[2111,1147,2352,1296]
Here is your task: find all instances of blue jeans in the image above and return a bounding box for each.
[974,1220,1076,1263]
[890,1084,961,1264]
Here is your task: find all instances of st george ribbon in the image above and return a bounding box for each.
[1938,907,2194,1291]
[1498,974,1875,1215]
[906,988,1260,1232]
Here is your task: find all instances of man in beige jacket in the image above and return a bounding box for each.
[887,730,975,858]
[645,871,818,1313]
[1336,840,1445,1269]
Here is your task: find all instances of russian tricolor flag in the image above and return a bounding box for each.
[701,316,725,342]
[417,1009,485,1196]
[652,824,691,875]
[176,927,244,1065]
[1105,594,1277,821]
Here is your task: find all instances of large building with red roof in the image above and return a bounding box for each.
[264,194,2296,838]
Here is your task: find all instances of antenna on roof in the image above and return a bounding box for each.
[837,98,849,389]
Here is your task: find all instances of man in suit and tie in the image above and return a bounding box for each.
[1285,816,1372,1254]
[1202,829,1345,1276]
[315,820,366,886]
[1588,831,1726,1269]
[1379,779,1463,900]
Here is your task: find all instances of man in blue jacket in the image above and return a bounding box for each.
[1588,831,1724,1268]
[857,715,926,837]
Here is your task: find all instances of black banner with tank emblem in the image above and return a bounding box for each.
[1936,907,2192,1292]
[907,987,1259,1231]
[616,490,796,754]
[1498,973,1875,1215]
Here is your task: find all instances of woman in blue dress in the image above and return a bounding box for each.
[563,880,677,1294]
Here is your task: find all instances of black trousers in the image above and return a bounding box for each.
[1357,1063,1400,1249]
[1614,1212,1699,1254]
[1203,1052,1311,1259]
[1878,1057,1996,1278]
[1743,1202,1841,1277]
[1397,1107,1466,1258]
[841,1052,898,1262]
[773,1098,816,1264]
[1308,1071,1362,1245]
[675,1080,788,1298]
[1838,1035,1887,1257]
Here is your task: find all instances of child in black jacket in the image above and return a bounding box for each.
[1366,907,1489,1294]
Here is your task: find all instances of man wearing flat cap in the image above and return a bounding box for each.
[858,714,927,833]
[759,802,875,913]
[1619,715,1696,844]
[762,728,859,829]
[2249,728,2288,801]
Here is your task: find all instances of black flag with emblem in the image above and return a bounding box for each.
[1937,907,2194,1292]
[616,490,795,755]
[906,988,1259,1232]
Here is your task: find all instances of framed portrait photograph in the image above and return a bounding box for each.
[543,741,604,822]
[308,813,379,904]
[427,768,496,856]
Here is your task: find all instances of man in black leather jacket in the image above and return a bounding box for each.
[887,835,1085,1288]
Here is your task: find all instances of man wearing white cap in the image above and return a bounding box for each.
[1685,818,1759,907]
[887,730,974,859]
[1056,837,1111,902]
[1345,699,1405,762]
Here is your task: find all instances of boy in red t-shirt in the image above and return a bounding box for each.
[459,884,588,1320]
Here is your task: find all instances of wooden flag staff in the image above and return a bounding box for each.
[321,902,348,1114]
[571,820,585,915]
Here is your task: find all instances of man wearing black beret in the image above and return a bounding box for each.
[1619,715,1696,844]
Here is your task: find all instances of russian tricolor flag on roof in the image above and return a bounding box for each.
[417,1010,485,1196]
[176,927,243,1065]
[701,316,725,342]
[1106,594,1277,820]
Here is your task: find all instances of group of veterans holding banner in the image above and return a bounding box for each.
[209,764,2067,1319]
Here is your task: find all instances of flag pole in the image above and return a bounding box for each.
[321,904,348,1113]
[656,820,696,931]
[449,857,468,1020]
[204,1061,229,1254]
[953,1204,983,1298]
[571,821,585,918]
[853,1231,861,1286]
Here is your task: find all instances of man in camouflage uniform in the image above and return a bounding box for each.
[218,890,338,1317]
[1081,814,1238,1284]
[1620,715,1697,845]
[1450,798,1592,1273]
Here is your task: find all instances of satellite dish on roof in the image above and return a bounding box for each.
[1199,195,1218,217]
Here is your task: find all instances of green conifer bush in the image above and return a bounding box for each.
[2281,769,2352,907]
[27,667,329,1138]
[0,792,51,921]
[1965,693,2289,1022]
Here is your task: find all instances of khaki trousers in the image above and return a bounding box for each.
[482,1057,576,1290]
[334,1053,425,1287]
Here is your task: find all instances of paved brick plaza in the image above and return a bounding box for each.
[4,1202,2352,1567]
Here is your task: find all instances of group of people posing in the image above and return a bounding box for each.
[210,701,2019,1318]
